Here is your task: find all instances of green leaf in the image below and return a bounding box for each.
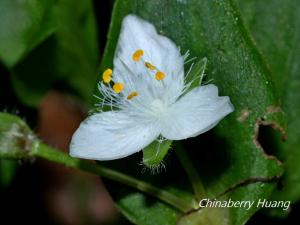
[0,0,56,67]
[10,0,99,107]
[236,0,300,214]
[117,192,180,225]
[52,0,99,104]
[11,37,58,106]
[97,0,287,224]
[178,207,229,225]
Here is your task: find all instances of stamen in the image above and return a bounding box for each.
[127,91,139,100]
[155,71,165,81]
[113,83,124,93]
[102,68,113,83]
[145,62,156,70]
[132,49,144,62]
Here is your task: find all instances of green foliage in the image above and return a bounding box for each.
[0,0,56,67]
[178,207,229,225]
[0,159,17,188]
[117,192,180,225]
[1,0,99,107]
[236,0,300,214]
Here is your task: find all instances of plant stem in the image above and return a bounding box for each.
[31,142,195,212]
[175,142,206,201]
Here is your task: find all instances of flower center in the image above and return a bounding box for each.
[150,99,167,119]
[100,49,167,102]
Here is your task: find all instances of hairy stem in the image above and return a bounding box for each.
[175,142,206,201]
[29,142,195,212]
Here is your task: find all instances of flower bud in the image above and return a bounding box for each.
[0,113,38,159]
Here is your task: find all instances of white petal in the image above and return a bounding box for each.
[161,84,234,140]
[70,111,161,160]
[113,15,185,103]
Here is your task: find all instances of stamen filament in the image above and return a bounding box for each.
[132,50,166,81]
[145,62,156,70]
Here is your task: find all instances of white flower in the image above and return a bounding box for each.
[70,15,234,160]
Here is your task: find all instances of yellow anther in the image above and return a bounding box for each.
[132,49,144,62]
[155,71,166,81]
[145,62,156,70]
[103,74,112,83]
[113,83,124,94]
[127,91,139,100]
[102,68,113,83]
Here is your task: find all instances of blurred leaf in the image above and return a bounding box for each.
[97,0,287,224]
[236,0,300,214]
[0,159,18,188]
[117,192,181,225]
[11,37,58,106]
[0,0,56,67]
[52,0,99,104]
[11,0,99,107]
